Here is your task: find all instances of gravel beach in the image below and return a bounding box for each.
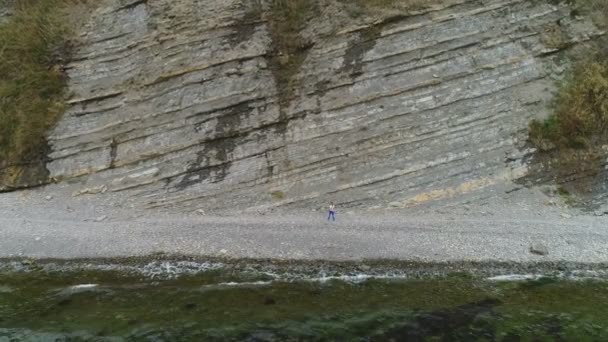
[1,183,607,263]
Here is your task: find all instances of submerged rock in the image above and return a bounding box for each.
[263,297,276,305]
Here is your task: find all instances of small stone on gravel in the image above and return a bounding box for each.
[94,215,108,222]
[530,244,549,256]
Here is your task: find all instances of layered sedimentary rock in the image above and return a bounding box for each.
[45,0,604,212]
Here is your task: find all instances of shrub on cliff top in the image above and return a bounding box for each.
[529,61,608,150]
[0,0,73,170]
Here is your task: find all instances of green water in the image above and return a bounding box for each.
[1,263,608,341]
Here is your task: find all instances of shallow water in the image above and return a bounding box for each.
[1,260,607,341]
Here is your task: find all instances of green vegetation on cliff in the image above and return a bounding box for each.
[524,0,607,196]
[0,0,74,187]
[529,0,608,151]
[529,61,608,150]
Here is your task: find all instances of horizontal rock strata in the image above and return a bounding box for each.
[46,0,604,212]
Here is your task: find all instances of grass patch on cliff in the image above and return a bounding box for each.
[0,0,76,186]
[525,59,608,196]
[521,0,608,197]
[529,61,608,150]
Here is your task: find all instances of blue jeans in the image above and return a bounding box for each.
[328,211,336,221]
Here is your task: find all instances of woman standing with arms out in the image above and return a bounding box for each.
[328,202,336,221]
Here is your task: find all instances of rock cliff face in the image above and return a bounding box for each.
[44,0,604,212]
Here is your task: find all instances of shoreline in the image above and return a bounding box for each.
[2,255,608,281]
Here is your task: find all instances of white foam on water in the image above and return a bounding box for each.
[219,281,273,287]
[486,272,608,282]
[199,281,273,290]
[306,273,411,283]
[197,273,413,290]
[0,260,226,280]
[3,260,607,284]
[70,284,98,289]
[56,283,102,296]
[206,273,413,287]
[0,285,13,293]
[140,261,225,279]
[486,274,541,282]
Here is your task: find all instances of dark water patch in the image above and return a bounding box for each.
[379,298,501,341]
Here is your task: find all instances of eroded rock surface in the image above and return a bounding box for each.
[45,0,604,212]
